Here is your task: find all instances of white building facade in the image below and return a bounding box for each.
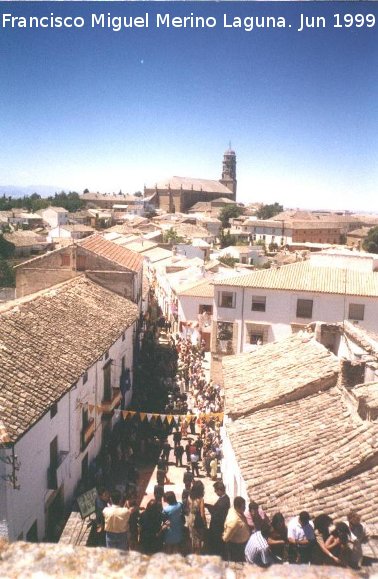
[212,252,378,355]
[0,277,138,542]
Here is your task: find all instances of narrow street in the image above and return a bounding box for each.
[139,337,219,516]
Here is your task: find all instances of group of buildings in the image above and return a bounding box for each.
[1,149,378,550]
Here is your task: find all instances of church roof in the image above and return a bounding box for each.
[150,176,233,195]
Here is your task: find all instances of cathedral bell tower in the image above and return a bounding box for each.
[220,146,237,198]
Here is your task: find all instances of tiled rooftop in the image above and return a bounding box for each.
[226,386,378,526]
[3,231,48,247]
[0,277,139,445]
[177,278,215,298]
[214,261,378,297]
[223,334,339,418]
[79,234,143,273]
[151,176,233,195]
[142,247,173,263]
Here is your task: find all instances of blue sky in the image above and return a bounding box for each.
[0,2,377,211]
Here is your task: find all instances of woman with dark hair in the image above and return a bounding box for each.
[312,514,341,566]
[187,480,207,554]
[162,491,185,553]
[268,512,287,562]
[139,499,163,554]
[326,522,353,567]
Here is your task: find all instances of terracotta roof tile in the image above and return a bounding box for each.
[177,278,215,298]
[223,334,339,418]
[79,234,143,273]
[215,261,378,297]
[226,387,378,525]
[0,277,139,445]
[151,176,233,195]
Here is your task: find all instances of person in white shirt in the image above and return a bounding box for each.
[287,511,315,564]
[245,522,277,567]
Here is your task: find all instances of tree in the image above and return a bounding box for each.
[83,188,89,194]
[134,191,143,197]
[51,191,84,212]
[255,202,283,220]
[219,204,245,229]
[362,227,378,254]
[0,235,14,260]
[219,231,236,249]
[218,254,238,268]
[0,259,15,287]
[163,227,186,244]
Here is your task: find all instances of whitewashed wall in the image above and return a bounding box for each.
[3,322,136,542]
[213,284,378,353]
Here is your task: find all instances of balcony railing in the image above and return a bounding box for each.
[80,418,95,451]
[101,387,122,414]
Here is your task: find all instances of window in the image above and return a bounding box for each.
[83,371,88,384]
[348,303,365,321]
[122,332,125,342]
[296,299,313,319]
[104,351,109,360]
[103,362,112,402]
[199,305,213,315]
[245,323,269,345]
[76,255,86,271]
[50,403,58,419]
[250,333,264,345]
[82,407,89,430]
[218,291,236,308]
[252,296,266,312]
[60,254,70,266]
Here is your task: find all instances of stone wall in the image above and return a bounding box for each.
[0,541,362,578]
[16,246,135,299]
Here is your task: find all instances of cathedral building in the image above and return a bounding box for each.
[144,149,237,213]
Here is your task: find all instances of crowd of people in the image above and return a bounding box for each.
[93,329,369,569]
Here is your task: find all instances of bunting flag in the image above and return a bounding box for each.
[79,402,224,424]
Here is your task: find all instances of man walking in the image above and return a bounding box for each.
[205,481,230,557]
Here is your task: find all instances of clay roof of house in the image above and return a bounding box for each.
[3,231,48,247]
[79,234,143,273]
[142,247,173,263]
[149,176,233,195]
[223,333,339,418]
[43,206,68,213]
[352,381,378,409]
[347,227,371,237]
[226,386,378,526]
[188,201,212,212]
[59,224,94,233]
[102,224,136,235]
[177,278,214,298]
[0,277,139,445]
[214,261,378,297]
[166,223,212,240]
[123,239,157,254]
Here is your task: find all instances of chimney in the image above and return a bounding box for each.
[339,358,365,389]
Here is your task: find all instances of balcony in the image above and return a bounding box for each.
[101,387,122,414]
[80,418,95,451]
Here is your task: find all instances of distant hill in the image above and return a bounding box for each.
[0,185,67,198]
